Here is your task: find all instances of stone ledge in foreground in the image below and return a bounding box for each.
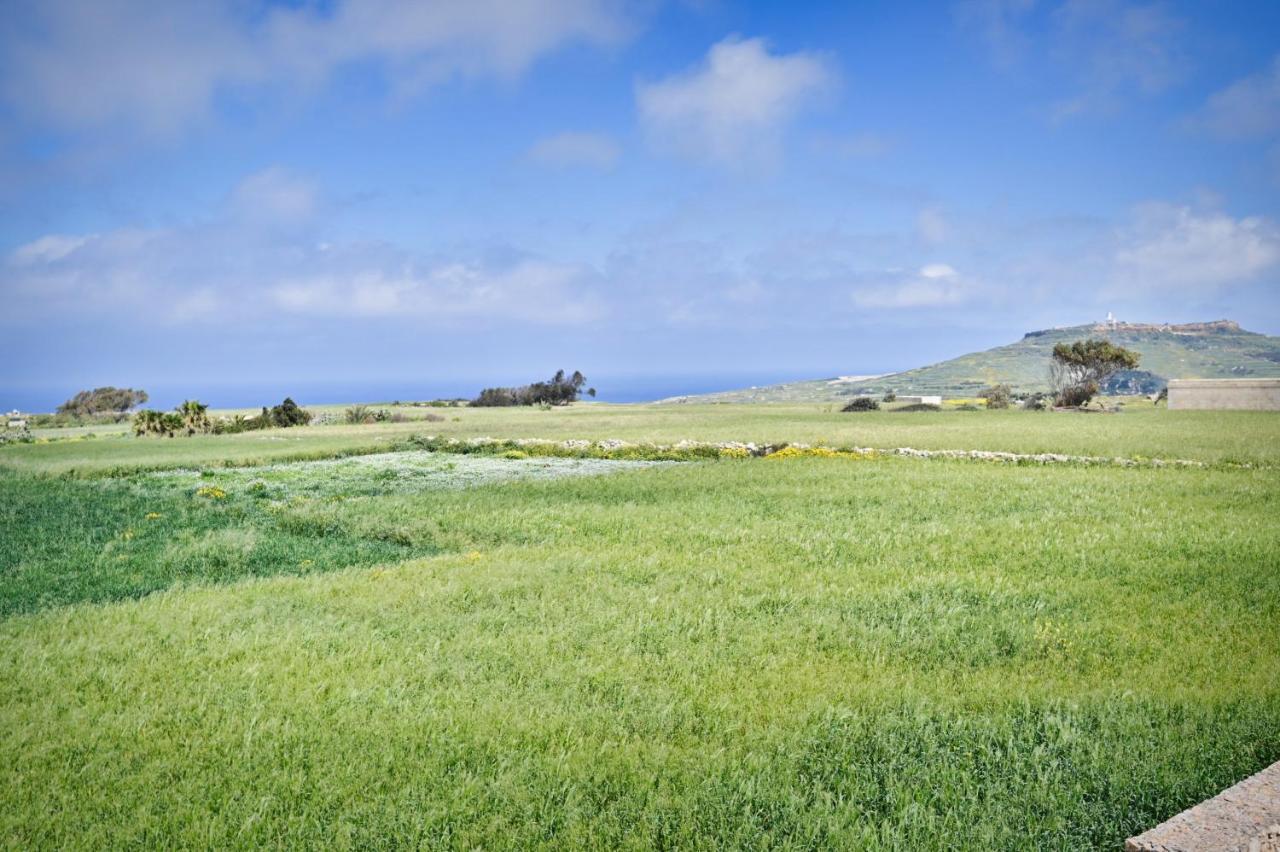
[1126,760,1280,852]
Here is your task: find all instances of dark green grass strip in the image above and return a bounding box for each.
[0,469,426,616]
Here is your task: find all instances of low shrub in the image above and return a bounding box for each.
[893,403,942,412]
[842,397,880,412]
[979,384,1012,410]
[882,392,897,403]
[344,405,372,425]
[0,427,34,445]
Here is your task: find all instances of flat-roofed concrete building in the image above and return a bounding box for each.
[1167,379,1280,411]
[896,395,942,406]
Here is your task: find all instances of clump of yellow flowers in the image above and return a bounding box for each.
[195,486,228,500]
[765,446,878,460]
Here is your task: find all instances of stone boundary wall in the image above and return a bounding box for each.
[1167,379,1280,411]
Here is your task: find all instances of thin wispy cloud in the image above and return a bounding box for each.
[1191,55,1280,140]
[528,132,622,170]
[1049,0,1188,121]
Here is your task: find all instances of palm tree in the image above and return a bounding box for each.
[175,400,210,436]
[132,410,155,437]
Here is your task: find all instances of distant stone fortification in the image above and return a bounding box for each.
[1024,319,1243,340]
[1168,379,1280,411]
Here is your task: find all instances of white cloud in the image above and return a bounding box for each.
[269,259,601,323]
[9,234,94,265]
[0,0,632,136]
[1193,55,1280,141]
[528,132,621,170]
[230,168,319,226]
[853,264,977,309]
[920,263,958,279]
[917,208,951,244]
[1112,202,1280,293]
[636,36,834,165]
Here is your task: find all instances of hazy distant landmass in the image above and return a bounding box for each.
[661,320,1280,403]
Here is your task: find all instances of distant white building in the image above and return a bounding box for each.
[897,395,942,406]
[6,410,27,429]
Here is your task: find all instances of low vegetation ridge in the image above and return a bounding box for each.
[664,319,1280,402]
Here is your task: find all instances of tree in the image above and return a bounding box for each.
[133,409,182,437]
[1050,339,1140,408]
[979,384,1012,409]
[470,370,591,407]
[267,398,312,428]
[58,387,148,418]
[175,400,211,436]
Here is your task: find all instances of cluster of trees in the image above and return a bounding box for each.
[470,370,596,407]
[57,387,148,419]
[134,400,210,437]
[133,398,312,438]
[1050,339,1141,407]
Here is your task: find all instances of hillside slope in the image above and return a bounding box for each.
[662,320,1280,402]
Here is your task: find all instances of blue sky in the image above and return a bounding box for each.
[2,0,1279,407]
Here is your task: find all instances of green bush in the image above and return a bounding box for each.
[842,397,880,412]
[344,405,372,425]
[1021,393,1049,411]
[979,384,1012,410]
[267,398,312,428]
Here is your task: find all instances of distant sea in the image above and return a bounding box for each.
[1,371,832,414]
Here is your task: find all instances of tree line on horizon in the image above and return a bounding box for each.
[470,370,596,407]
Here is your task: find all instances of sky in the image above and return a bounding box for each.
[2,0,1279,408]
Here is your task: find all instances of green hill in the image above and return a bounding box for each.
[662,320,1280,403]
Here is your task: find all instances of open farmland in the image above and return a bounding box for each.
[2,406,1278,848]
[6,403,1280,476]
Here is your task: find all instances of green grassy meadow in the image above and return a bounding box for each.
[6,403,1280,476]
[2,404,1279,848]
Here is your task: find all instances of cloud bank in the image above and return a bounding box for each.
[1,0,633,136]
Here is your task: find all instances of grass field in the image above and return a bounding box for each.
[2,405,1279,848]
[6,403,1280,476]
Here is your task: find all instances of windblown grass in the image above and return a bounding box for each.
[2,454,1278,847]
